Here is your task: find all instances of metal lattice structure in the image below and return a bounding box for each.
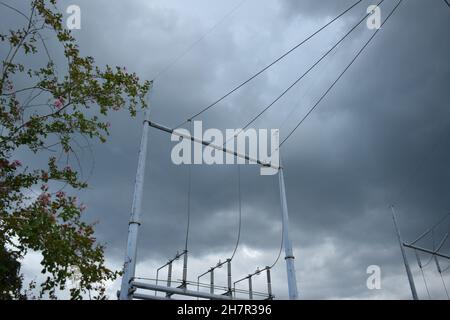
[392,206,450,300]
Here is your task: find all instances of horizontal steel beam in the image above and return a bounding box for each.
[133,292,171,300]
[131,281,232,300]
[403,243,450,259]
[146,120,280,170]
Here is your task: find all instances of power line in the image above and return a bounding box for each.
[410,213,450,245]
[177,0,364,127]
[269,173,285,269]
[280,0,404,147]
[415,249,432,299]
[268,221,283,269]
[222,0,382,147]
[278,43,339,133]
[435,256,450,299]
[151,0,249,81]
[230,165,242,260]
[421,230,437,269]
[436,232,449,252]
[237,0,385,135]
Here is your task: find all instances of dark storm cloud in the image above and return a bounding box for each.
[282,0,364,18]
[2,0,450,299]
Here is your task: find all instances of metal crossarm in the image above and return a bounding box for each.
[145,120,280,170]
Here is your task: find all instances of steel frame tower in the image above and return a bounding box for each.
[119,83,299,299]
[392,209,450,300]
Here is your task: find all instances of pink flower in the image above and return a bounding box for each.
[79,203,86,212]
[41,184,49,191]
[56,191,66,198]
[10,160,22,168]
[41,171,49,180]
[106,122,111,128]
[53,97,64,109]
[38,193,51,206]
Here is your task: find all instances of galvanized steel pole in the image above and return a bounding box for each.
[278,160,299,299]
[119,82,153,300]
[391,205,418,300]
[248,276,253,300]
[167,262,173,288]
[266,267,273,299]
[210,269,214,295]
[227,259,232,296]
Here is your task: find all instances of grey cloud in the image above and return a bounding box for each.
[2,0,450,299]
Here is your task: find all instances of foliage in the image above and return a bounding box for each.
[0,0,150,299]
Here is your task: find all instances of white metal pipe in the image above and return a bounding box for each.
[210,269,214,295]
[166,262,173,298]
[266,267,273,299]
[167,262,173,287]
[146,120,280,170]
[182,252,188,287]
[131,281,232,300]
[227,259,232,296]
[278,164,299,299]
[155,269,159,296]
[119,81,153,300]
[134,292,171,300]
[391,206,418,300]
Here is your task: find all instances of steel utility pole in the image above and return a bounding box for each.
[278,160,299,300]
[119,81,153,300]
[390,205,418,300]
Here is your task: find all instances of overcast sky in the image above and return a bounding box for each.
[2,0,450,299]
